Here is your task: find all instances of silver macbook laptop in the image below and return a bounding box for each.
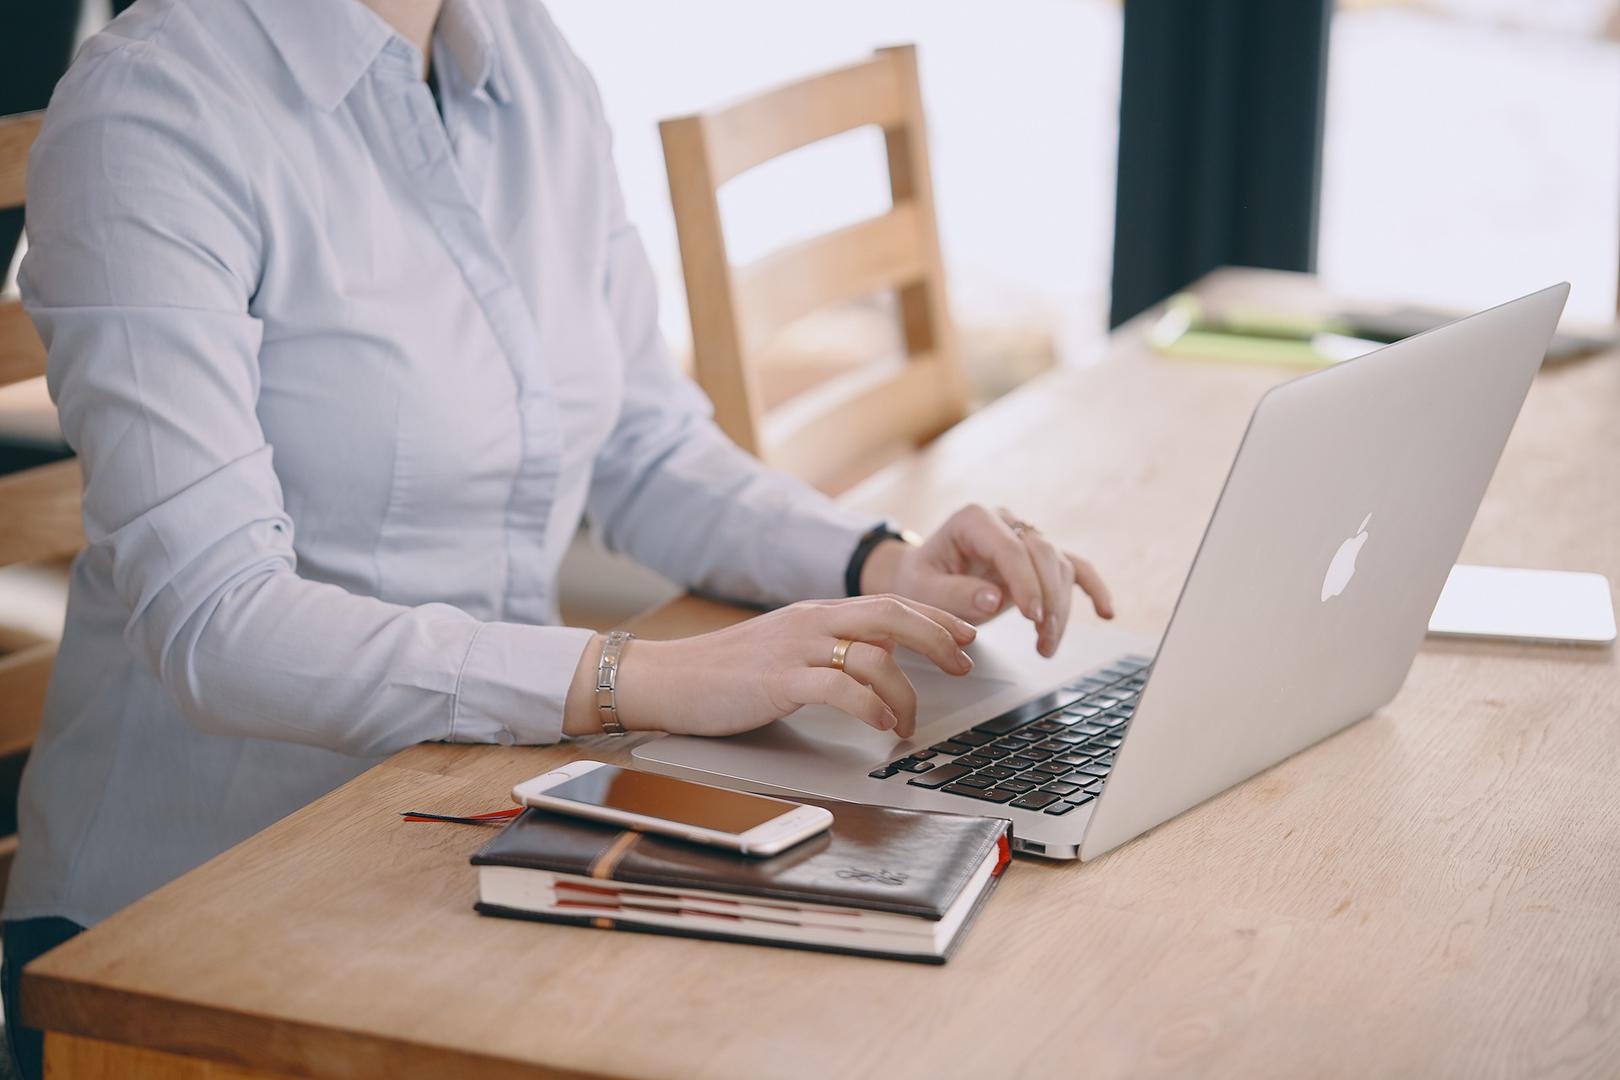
[636,284,1568,860]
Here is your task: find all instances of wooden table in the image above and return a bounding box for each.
[25,270,1620,1078]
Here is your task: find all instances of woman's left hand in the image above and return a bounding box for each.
[858,504,1114,658]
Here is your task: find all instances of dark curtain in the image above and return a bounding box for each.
[1110,0,1333,327]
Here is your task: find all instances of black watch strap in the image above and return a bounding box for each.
[844,523,914,597]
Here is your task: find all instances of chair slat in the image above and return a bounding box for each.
[0,640,53,759]
[702,55,906,186]
[762,358,954,492]
[0,303,46,389]
[734,205,925,357]
[0,111,43,210]
[0,459,84,567]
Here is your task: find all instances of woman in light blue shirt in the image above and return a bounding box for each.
[4,1,1111,1073]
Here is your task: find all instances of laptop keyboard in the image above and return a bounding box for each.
[866,654,1152,816]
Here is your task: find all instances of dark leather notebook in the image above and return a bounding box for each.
[471,798,1010,963]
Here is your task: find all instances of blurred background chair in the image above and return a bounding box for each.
[0,111,79,904]
[660,44,971,496]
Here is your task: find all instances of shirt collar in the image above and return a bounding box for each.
[246,0,508,112]
[246,0,392,112]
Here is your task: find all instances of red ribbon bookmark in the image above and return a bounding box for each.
[992,834,1012,877]
[400,807,523,826]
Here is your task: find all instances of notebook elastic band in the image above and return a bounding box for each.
[589,830,642,881]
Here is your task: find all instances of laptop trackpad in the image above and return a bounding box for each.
[722,654,1018,769]
[895,651,1016,719]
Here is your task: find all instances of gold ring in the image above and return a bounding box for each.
[830,638,854,671]
[1009,518,1039,538]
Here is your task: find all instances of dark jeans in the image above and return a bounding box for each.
[2,918,85,1080]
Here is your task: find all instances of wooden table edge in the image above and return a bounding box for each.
[28,974,611,1080]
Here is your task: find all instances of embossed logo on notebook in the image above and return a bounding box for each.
[836,867,909,886]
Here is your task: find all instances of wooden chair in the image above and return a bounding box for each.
[661,45,971,493]
[0,110,83,899]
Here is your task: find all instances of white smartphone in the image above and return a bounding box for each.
[512,761,833,856]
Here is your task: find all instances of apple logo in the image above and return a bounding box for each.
[1321,512,1372,602]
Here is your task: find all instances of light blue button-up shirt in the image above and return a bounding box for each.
[10,0,873,926]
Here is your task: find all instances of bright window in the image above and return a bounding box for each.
[1321,2,1620,325]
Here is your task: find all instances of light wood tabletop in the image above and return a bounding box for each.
[24,269,1620,1079]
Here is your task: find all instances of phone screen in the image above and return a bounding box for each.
[543,767,799,834]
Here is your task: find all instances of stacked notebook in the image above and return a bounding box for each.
[471,798,1010,963]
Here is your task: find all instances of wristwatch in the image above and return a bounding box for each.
[594,630,634,736]
[844,522,920,597]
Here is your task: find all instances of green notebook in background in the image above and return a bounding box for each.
[1150,293,1615,368]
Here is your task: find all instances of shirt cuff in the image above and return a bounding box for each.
[451,621,596,745]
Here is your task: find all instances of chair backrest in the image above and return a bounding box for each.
[660,45,970,493]
[0,110,82,899]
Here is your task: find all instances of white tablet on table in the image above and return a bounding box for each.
[1428,565,1616,645]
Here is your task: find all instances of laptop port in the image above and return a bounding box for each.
[1022,841,1045,855]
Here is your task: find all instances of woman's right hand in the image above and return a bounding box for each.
[563,596,978,741]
